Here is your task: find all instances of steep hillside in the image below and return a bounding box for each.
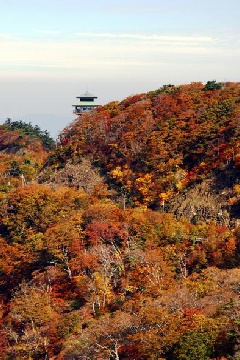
[44,81,240,225]
[1,83,240,359]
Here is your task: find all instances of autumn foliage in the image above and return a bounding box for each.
[0,82,240,359]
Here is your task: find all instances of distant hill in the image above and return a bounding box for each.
[21,113,71,139]
[0,119,54,188]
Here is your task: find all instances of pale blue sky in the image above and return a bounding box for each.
[0,0,239,137]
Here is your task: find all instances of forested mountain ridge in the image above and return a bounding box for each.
[44,81,240,224]
[0,82,239,359]
[0,119,54,189]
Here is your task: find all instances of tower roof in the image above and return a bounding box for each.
[77,91,97,99]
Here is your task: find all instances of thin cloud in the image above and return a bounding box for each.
[35,30,62,35]
[0,32,238,79]
[75,32,215,44]
[102,3,188,14]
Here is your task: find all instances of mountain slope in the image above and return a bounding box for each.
[1,83,240,359]
[44,81,240,225]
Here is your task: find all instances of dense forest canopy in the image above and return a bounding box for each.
[0,81,239,359]
[53,81,240,214]
[3,118,55,150]
[0,119,54,190]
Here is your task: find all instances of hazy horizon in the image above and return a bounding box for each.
[1,0,239,138]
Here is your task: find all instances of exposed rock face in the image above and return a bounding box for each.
[170,180,229,224]
[38,158,104,193]
[169,175,239,228]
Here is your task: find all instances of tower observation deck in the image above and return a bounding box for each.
[72,91,100,115]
